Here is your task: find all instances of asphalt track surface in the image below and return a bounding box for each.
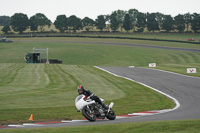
[17,40,200,53]
[2,41,200,129]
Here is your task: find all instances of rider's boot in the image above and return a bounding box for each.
[102,104,109,109]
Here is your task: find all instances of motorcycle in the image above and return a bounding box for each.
[75,94,116,122]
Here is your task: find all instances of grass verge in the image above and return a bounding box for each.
[1,119,200,133]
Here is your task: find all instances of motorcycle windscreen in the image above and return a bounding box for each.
[75,95,84,103]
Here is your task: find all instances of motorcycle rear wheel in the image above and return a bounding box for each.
[82,107,96,122]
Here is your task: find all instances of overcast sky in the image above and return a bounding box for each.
[1,0,200,22]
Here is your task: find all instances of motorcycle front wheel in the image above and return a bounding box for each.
[82,106,96,122]
[106,109,116,120]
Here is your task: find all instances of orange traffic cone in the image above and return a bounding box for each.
[29,114,33,121]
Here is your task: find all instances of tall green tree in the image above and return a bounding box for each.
[110,11,119,31]
[116,10,126,32]
[174,14,185,32]
[30,13,51,32]
[0,16,11,26]
[105,15,111,31]
[162,15,174,32]
[95,15,106,31]
[184,13,192,32]
[11,13,29,33]
[155,12,164,30]
[123,14,132,32]
[128,9,139,31]
[191,13,200,33]
[54,15,68,33]
[1,25,11,34]
[82,17,94,32]
[146,13,160,32]
[68,15,82,32]
[136,12,146,32]
[29,16,37,32]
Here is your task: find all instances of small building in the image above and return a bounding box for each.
[24,53,41,63]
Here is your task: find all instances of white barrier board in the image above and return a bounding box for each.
[149,63,156,67]
[187,68,197,73]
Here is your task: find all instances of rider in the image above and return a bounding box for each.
[77,85,108,109]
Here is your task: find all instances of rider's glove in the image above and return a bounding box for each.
[87,93,94,100]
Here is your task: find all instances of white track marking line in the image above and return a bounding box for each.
[61,120,73,123]
[8,125,25,127]
[130,113,155,116]
[23,123,42,126]
[72,120,88,122]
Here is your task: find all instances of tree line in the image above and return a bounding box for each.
[1,9,200,34]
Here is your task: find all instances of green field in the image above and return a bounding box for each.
[1,37,200,76]
[0,37,200,131]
